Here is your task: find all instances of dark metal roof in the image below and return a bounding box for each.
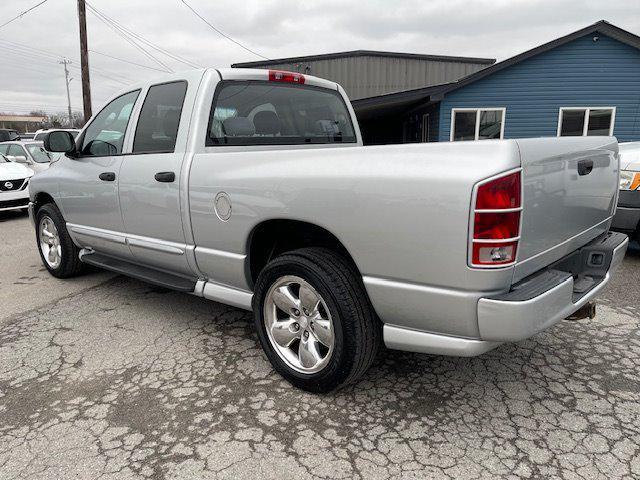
[232,50,496,68]
[351,83,453,120]
[440,20,640,96]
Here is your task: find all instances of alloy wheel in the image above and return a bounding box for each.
[263,275,335,374]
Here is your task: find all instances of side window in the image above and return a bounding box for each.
[558,107,615,137]
[0,145,9,155]
[80,90,140,157]
[133,81,187,154]
[451,108,505,141]
[8,145,26,157]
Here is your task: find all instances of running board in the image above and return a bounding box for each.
[79,251,197,292]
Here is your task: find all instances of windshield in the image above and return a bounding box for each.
[208,81,357,146]
[26,144,52,163]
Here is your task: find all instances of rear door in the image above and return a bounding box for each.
[119,80,194,275]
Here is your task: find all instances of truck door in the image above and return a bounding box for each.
[59,90,140,260]
[118,80,194,276]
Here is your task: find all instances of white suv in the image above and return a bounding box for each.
[0,154,32,212]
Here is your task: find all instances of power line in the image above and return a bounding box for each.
[86,1,201,69]
[179,0,269,60]
[0,0,49,31]
[89,49,170,72]
[0,39,133,84]
[0,39,62,60]
[85,3,173,72]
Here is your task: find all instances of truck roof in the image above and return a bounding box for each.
[113,67,342,98]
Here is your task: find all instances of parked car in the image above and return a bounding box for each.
[33,128,80,142]
[20,133,36,140]
[0,141,52,173]
[612,141,640,241]
[0,153,32,212]
[0,129,20,142]
[30,68,628,392]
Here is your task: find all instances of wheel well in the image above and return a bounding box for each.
[247,219,356,287]
[32,192,56,213]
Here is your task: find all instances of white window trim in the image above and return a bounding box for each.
[557,107,616,137]
[450,108,506,141]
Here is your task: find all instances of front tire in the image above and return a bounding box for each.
[35,203,86,278]
[253,248,380,393]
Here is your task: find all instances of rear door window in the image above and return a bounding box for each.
[8,145,27,157]
[133,81,188,154]
[207,81,356,146]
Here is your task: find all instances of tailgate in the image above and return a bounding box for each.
[514,137,619,282]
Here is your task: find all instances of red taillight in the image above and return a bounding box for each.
[476,171,521,209]
[470,170,522,267]
[474,212,520,240]
[268,70,305,84]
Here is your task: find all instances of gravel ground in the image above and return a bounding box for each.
[1,212,639,479]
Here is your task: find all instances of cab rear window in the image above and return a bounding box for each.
[207,81,356,146]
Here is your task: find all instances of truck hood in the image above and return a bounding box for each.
[619,142,640,171]
[0,161,34,180]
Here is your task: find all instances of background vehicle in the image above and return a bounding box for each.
[31,68,627,392]
[612,142,640,242]
[0,153,32,212]
[0,141,52,173]
[20,133,36,140]
[33,128,80,141]
[0,129,20,142]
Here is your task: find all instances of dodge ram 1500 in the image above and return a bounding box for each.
[31,68,628,392]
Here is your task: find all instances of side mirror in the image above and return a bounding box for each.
[44,130,77,156]
[13,156,29,164]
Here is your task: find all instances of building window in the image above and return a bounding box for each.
[557,107,616,137]
[451,108,505,141]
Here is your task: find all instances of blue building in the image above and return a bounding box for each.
[352,21,640,145]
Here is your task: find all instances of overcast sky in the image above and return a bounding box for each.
[1,0,639,117]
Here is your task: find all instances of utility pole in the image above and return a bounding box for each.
[59,59,73,127]
[77,0,92,122]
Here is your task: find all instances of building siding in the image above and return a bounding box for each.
[253,56,489,100]
[438,33,640,142]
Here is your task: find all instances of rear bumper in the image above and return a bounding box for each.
[477,231,628,341]
[382,231,628,356]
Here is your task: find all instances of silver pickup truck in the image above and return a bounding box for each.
[31,68,628,392]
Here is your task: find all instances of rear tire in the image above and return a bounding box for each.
[35,203,86,278]
[253,247,380,393]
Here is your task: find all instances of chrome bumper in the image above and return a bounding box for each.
[477,233,628,342]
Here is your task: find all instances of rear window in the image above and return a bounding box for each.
[207,81,356,146]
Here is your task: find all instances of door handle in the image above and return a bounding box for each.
[577,159,594,176]
[99,172,116,182]
[154,171,175,183]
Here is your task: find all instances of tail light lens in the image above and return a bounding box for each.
[268,70,305,84]
[470,170,522,267]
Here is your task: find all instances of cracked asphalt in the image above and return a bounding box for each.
[1,212,639,479]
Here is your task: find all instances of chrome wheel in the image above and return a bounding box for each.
[264,275,335,374]
[39,216,62,269]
